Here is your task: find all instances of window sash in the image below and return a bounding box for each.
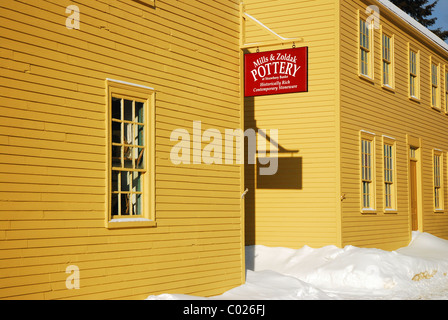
[410,75,417,97]
[409,50,418,98]
[362,139,373,209]
[383,61,390,86]
[384,144,393,183]
[432,86,438,106]
[431,63,439,107]
[431,64,438,87]
[434,154,442,210]
[363,181,371,208]
[361,49,369,76]
[360,19,370,50]
[409,51,417,76]
[382,34,391,63]
[360,19,371,77]
[385,183,392,209]
[435,188,440,209]
[111,96,147,218]
[434,155,441,188]
[362,139,372,182]
[384,144,394,209]
[382,34,393,86]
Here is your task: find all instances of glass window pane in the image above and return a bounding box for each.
[111,193,119,216]
[112,98,121,120]
[124,147,133,168]
[136,125,144,147]
[123,122,133,145]
[121,172,130,192]
[121,194,130,215]
[112,146,122,168]
[133,194,142,216]
[135,102,144,123]
[384,63,389,85]
[124,99,133,122]
[135,148,144,169]
[133,171,142,192]
[112,171,119,192]
[112,121,121,144]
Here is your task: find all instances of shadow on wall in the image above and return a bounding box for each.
[257,157,302,189]
[244,93,302,254]
[244,246,256,271]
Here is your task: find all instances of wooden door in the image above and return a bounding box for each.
[410,160,418,231]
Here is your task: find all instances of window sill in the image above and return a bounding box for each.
[381,84,395,93]
[134,0,155,7]
[434,209,445,214]
[359,74,375,84]
[361,208,377,214]
[384,208,397,214]
[431,106,441,112]
[106,218,157,229]
[409,96,420,103]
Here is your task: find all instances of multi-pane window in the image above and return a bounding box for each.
[384,143,395,209]
[106,80,155,229]
[360,19,371,77]
[409,50,418,98]
[382,34,392,87]
[433,152,443,210]
[362,139,373,209]
[431,63,439,108]
[111,97,147,218]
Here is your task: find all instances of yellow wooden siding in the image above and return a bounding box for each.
[339,0,448,250]
[0,0,243,299]
[243,0,340,249]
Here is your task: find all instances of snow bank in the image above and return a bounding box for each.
[147,232,448,300]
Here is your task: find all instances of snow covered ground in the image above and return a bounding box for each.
[147,232,448,300]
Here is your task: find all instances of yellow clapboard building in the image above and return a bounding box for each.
[243,0,448,251]
[0,0,244,299]
[0,0,447,299]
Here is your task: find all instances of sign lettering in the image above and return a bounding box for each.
[244,47,308,97]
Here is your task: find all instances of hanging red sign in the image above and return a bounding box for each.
[244,47,308,97]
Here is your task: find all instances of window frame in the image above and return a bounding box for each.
[105,79,156,229]
[381,29,395,90]
[430,57,441,110]
[382,136,397,213]
[408,44,420,101]
[360,131,376,214]
[433,150,444,213]
[358,15,374,81]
